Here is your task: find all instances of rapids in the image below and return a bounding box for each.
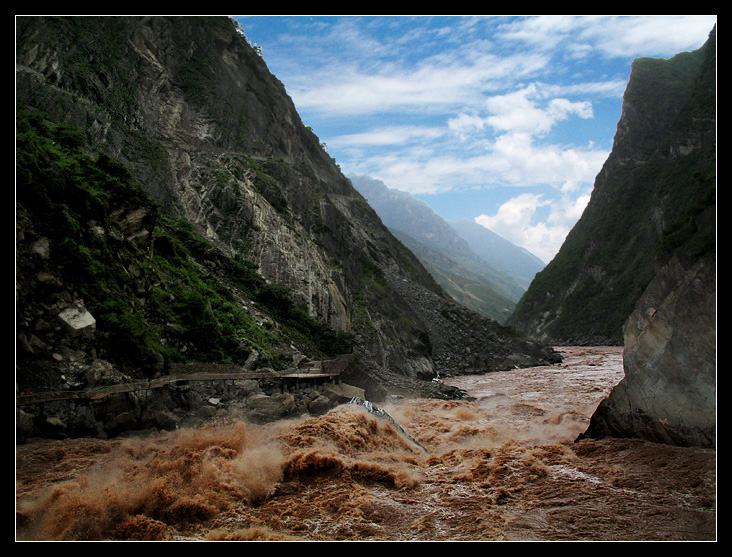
[15,346,716,541]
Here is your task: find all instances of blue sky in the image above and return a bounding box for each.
[233,15,716,263]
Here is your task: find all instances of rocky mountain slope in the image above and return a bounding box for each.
[349,175,535,322]
[15,15,559,429]
[507,27,716,346]
[449,219,545,291]
[575,27,716,449]
[388,227,516,323]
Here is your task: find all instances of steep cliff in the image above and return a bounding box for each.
[16,16,558,410]
[575,28,716,448]
[582,201,715,447]
[507,27,716,346]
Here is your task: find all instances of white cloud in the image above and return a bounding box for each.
[497,15,716,59]
[333,125,445,147]
[541,80,629,99]
[483,84,593,136]
[341,80,609,197]
[447,112,487,139]
[240,15,715,262]
[340,124,609,198]
[477,193,548,229]
[288,47,550,117]
[578,15,717,58]
[475,190,591,263]
[488,132,608,187]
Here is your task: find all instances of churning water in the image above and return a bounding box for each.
[15,347,716,541]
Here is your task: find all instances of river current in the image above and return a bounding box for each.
[15,346,716,541]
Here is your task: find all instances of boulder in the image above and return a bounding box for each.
[68,405,105,438]
[322,382,365,403]
[307,395,333,416]
[198,406,217,419]
[152,409,180,431]
[41,416,67,438]
[58,306,96,336]
[583,250,716,448]
[246,393,287,422]
[16,408,36,440]
[85,359,126,387]
[105,411,138,436]
[233,379,261,395]
[31,237,50,259]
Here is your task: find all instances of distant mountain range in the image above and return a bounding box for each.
[449,219,546,290]
[349,175,545,322]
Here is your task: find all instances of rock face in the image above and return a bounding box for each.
[511,25,715,448]
[15,15,559,438]
[16,376,349,442]
[583,208,715,447]
[508,26,716,346]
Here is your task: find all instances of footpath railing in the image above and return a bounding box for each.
[17,354,353,407]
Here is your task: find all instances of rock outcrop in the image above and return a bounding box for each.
[16,373,352,442]
[512,25,715,448]
[582,206,715,448]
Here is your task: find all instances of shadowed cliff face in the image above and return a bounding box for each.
[573,27,716,448]
[16,16,559,402]
[508,26,716,347]
[583,205,716,448]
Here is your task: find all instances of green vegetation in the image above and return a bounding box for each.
[658,177,716,263]
[32,17,139,121]
[177,44,218,106]
[508,33,716,344]
[16,109,352,377]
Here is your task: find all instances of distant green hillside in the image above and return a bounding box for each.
[450,219,545,290]
[350,174,536,322]
[389,228,516,322]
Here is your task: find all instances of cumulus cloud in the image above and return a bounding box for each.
[242,15,713,262]
[482,84,593,137]
[475,190,592,264]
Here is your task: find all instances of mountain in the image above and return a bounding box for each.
[387,227,516,322]
[449,219,545,290]
[15,16,559,419]
[582,203,716,447]
[580,27,716,449]
[349,174,534,322]
[507,27,716,346]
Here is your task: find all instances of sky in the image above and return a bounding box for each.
[233,15,716,264]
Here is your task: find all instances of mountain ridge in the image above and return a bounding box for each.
[507,27,716,346]
[15,15,559,425]
[449,218,546,290]
[349,174,544,321]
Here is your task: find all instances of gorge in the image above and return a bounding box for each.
[15,16,715,541]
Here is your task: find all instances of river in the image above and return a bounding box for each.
[15,346,716,541]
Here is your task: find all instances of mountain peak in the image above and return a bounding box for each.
[16,16,559,420]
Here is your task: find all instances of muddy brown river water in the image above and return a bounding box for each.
[15,346,716,541]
